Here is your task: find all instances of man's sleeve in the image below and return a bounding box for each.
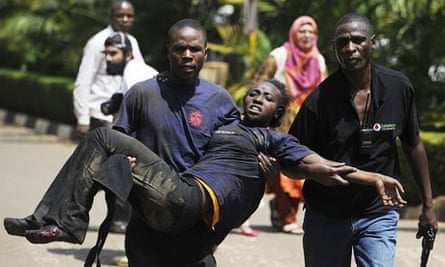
[217,89,240,125]
[399,83,421,146]
[73,38,101,125]
[288,99,318,147]
[129,36,144,63]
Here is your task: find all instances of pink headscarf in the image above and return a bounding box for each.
[283,16,322,106]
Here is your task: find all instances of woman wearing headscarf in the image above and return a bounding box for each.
[255,15,328,234]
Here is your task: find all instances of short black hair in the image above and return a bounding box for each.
[167,18,207,45]
[335,13,373,35]
[104,32,132,54]
[265,79,289,107]
[265,79,289,128]
[110,0,133,15]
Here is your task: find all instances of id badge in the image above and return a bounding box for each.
[358,128,373,154]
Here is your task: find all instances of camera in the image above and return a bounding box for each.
[100,93,123,115]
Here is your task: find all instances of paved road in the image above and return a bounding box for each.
[0,122,444,267]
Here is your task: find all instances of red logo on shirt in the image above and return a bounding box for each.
[373,123,381,131]
[189,110,203,127]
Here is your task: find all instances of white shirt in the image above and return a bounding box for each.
[120,59,158,93]
[73,25,144,125]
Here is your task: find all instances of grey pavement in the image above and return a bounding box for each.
[0,111,444,267]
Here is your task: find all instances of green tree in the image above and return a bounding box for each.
[0,0,111,75]
[253,0,445,120]
[1,0,445,121]
[371,0,445,121]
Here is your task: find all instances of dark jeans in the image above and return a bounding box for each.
[25,127,205,244]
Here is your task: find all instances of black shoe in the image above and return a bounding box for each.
[109,220,128,234]
[25,225,78,244]
[4,217,40,236]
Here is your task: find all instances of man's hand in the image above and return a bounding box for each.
[76,124,90,139]
[417,208,439,240]
[416,212,437,267]
[258,152,280,179]
[127,156,137,169]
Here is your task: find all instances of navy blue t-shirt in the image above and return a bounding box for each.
[114,76,240,172]
[185,121,312,243]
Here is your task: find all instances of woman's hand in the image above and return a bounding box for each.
[302,162,354,186]
[375,175,407,207]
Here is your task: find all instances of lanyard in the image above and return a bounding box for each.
[361,92,371,128]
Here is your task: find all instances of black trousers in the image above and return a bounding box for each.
[126,216,216,267]
[90,117,130,226]
[25,127,206,244]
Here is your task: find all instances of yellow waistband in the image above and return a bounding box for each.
[194,177,220,227]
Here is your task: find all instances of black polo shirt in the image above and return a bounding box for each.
[289,63,420,218]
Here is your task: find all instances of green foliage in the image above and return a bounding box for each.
[0,68,75,124]
[0,0,445,125]
[398,132,445,205]
[368,0,445,118]
[0,0,108,75]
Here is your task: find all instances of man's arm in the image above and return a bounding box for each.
[282,153,352,186]
[73,38,101,137]
[283,153,407,207]
[340,167,407,207]
[401,137,439,231]
[254,56,277,81]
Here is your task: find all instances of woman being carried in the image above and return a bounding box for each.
[4,80,406,256]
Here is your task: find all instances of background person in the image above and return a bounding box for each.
[72,0,144,234]
[73,0,144,137]
[255,15,328,234]
[289,13,438,266]
[101,32,158,119]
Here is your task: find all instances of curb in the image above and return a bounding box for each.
[0,108,77,141]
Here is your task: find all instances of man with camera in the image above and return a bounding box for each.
[73,0,144,138]
[101,32,158,119]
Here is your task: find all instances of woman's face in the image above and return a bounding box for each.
[294,23,316,52]
[243,82,282,128]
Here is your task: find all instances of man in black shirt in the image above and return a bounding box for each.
[289,13,438,267]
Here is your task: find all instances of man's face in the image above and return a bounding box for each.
[110,2,135,32]
[104,46,126,75]
[167,26,208,85]
[333,20,375,73]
